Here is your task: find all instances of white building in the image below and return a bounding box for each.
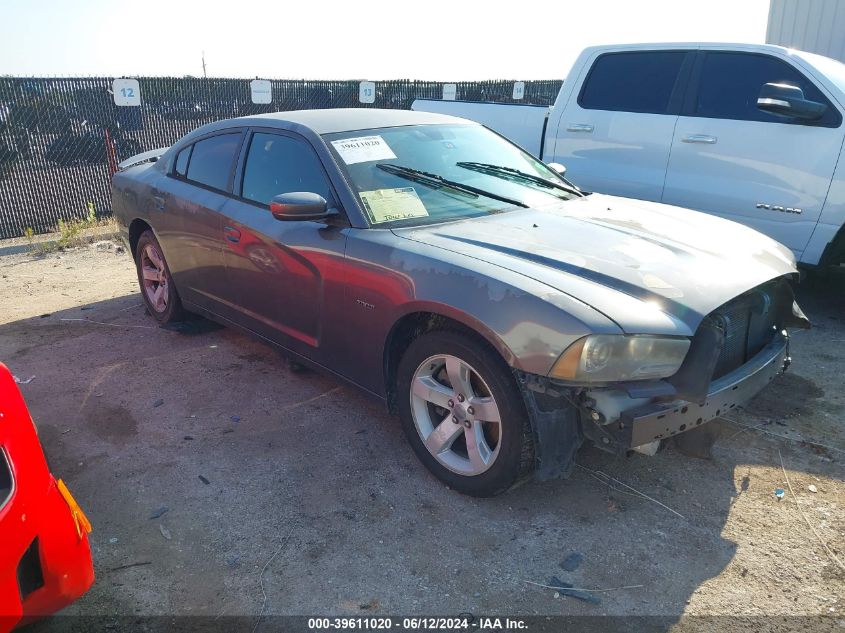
[767,0,845,62]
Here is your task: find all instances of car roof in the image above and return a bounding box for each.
[216,108,474,135]
[582,42,794,53]
[161,108,479,174]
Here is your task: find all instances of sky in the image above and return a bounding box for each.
[0,0,771,79]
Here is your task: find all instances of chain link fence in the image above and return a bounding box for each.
[0,77,562,239]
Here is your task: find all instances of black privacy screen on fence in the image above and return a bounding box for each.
[0,77,562,239]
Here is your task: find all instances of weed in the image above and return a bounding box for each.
[22,225,54,255]
[24,203,119,253]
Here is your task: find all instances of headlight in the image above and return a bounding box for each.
[550,334,690,382]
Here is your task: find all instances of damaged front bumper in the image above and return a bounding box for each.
[588,333,789,453]
[519,332,790,480]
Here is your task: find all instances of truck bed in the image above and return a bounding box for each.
[411,99,550,158]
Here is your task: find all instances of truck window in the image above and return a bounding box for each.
[578,51,688,115]
[693,52,840,127]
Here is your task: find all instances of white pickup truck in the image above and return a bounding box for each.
[413,43,845,267]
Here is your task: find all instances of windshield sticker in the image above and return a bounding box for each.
[331,135,396,165]
[359,187,429,224]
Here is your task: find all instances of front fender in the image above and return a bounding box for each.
[342,228,619,397]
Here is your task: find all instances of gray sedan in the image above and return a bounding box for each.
[111,109,809,496]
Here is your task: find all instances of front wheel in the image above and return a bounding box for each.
[396,330,535,497]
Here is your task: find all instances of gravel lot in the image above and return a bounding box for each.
[1,243,843,629]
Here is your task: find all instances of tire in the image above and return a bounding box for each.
[396,330,535,497]
[134,230,184,324]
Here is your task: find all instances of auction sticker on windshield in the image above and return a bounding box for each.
[359,187,429,223]
[331,135,396,165]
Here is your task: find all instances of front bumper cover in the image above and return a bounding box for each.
[593,334,789,451]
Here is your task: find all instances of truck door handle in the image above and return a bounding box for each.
[682,134,717,144]
[566,123,594,133]
[223,226,241,243]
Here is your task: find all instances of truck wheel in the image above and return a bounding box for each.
[134,230,184,324]
[396,330,535,497]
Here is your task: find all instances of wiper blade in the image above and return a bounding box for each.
[456,161,583,197]
[376,163,528,208]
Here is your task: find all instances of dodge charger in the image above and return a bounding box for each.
[111,109,809,496]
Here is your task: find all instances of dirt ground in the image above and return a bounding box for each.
[1,243,843,629]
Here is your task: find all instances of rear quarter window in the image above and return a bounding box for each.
[174,145,191,177]
[578,51,688,114]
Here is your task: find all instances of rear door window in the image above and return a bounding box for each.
[579,51,688,114]
[692,52,840,127]
[185,132,242,191]
[241,132,333,206]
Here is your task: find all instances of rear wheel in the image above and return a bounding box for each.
[135,230,184,324]
[397,330,534,496]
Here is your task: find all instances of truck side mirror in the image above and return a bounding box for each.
[547,162,567,177]
[757,83,827,121]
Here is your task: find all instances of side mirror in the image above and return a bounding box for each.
[269,192,333,221]
[757,83,827,121]
[547,162,567,177]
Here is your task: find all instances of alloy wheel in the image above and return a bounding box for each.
[410,354,502,476]
[140,243,169,313]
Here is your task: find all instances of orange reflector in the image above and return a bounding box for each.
[57,479,93,539]
[549,336,587,380]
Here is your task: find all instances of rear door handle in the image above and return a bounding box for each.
[566,123,594,133]
[223,226,241,243]
[682,134,717,144]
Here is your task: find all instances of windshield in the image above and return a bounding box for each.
[323,124,576,227]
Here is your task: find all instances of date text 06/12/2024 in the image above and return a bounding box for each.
[307,617,528,630]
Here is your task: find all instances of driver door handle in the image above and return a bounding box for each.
[682,134,717,144]
[223,226,241,243]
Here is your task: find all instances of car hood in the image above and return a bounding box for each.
[393,193,799,335]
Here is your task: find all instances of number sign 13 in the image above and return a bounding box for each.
[359,81,376,104]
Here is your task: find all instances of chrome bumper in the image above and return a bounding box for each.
[620,335,788,448]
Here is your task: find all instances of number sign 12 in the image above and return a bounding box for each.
[113,78,141,106]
